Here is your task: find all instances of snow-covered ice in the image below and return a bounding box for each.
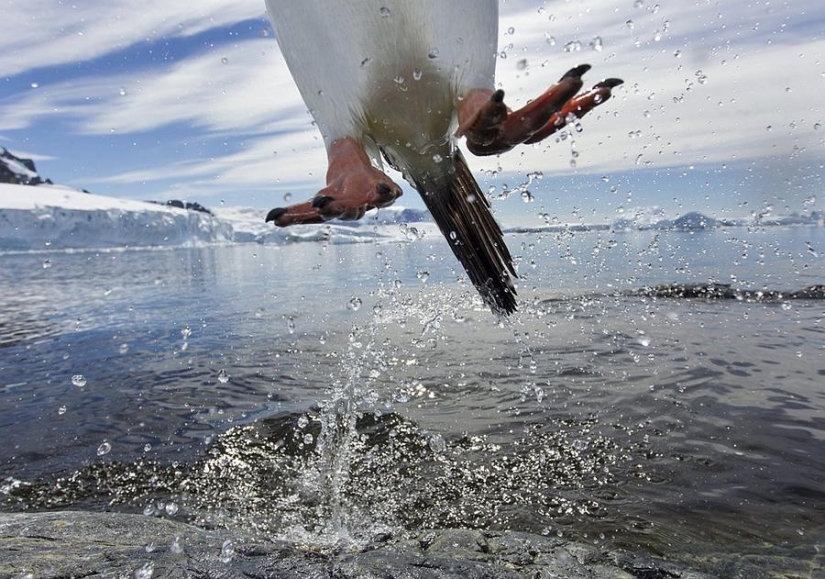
[0,183,438,251]
[0,183,233,250]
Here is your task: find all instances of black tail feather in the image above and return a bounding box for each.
[410,150,517,315]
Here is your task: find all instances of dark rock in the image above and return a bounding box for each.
[0,511,725,579]
[0,147,47,186]
[630,283,825,302]
[145,200,215,215]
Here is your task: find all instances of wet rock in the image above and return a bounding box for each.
[629,283,825,302]
[0,510,765,579]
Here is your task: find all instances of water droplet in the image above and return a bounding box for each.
[286,317,296,334]
[283,192,292,202]
[165,502,179,516]
[119,87,127,96]
[516,58,528,70]
[134,562,154,579]
[590,36,603,52]
[634,0,645,7]
[428,433,446,454]
[427,47,439,59]
[71,374,87,388]
[521,190,534,203]
[417,270,430,283]
[379,6,391,17]
[297,415,309,429]
[181,325,192,340]
[144,443,152,452]
[42,259,52,269]
[563,40,582,52]
[413,68,423,81]
[221,56,229,65]
[97,442,111,456]
[217,369,230,384]
[220,540,235,564]
[30,82,39,89]
[626,19,635,30]
[58,406,67,415]
[303,433,314,445]
[170,536,184,554]
[348,297,362,311]
[432,153,443,163]
[674,49,682,58]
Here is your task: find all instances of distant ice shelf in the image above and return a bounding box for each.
[0,183,234,250]
[0,183,437,251]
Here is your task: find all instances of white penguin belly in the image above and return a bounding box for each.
[264,0,498,148]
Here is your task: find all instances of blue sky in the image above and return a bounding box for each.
[1,0,823,226]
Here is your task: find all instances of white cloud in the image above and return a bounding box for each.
[2,0,823,209]
[483,0,825,176]
[0,40,306,135]
[0,0,266,77]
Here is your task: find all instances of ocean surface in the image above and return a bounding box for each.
[1,225,824,566]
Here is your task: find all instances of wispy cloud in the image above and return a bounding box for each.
[0,0,265,77]
[1,0,822,215]
[1,40,305,135]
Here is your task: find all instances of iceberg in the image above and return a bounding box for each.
[0,181,440,251]
[0,183,233,250]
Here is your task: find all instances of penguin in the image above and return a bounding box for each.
[263,0,622,315]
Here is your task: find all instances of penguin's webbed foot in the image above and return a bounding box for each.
[457,65,623,156]
[266,137,403,227]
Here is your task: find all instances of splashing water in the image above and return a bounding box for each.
[285,294,400,546]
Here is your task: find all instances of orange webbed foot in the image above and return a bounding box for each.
[266,138,403,227]
[458,65,623,156]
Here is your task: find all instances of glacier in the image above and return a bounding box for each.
[2,184,821,253]
[0,182,441,251]
[0,183,235,250]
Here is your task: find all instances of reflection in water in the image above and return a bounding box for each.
[1,228,824,564]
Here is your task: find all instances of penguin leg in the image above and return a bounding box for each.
[457,65,622,156]
[266,137,403,226]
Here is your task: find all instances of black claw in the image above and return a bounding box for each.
[491,89,505,103]
[312,195,335,209]
[594,78,624,89]
[593,78,624,88]
[563,64,592,80]
[265,207,288,223]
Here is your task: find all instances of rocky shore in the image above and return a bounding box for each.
[4,511,818,578]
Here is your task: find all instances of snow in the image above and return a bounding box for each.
[212,204,440,245]
[0,183,438,251]
[2,183,818,253]
[0,183,233,250]
[1,183,167,212]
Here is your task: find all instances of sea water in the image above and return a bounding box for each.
[1,226,823,559]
